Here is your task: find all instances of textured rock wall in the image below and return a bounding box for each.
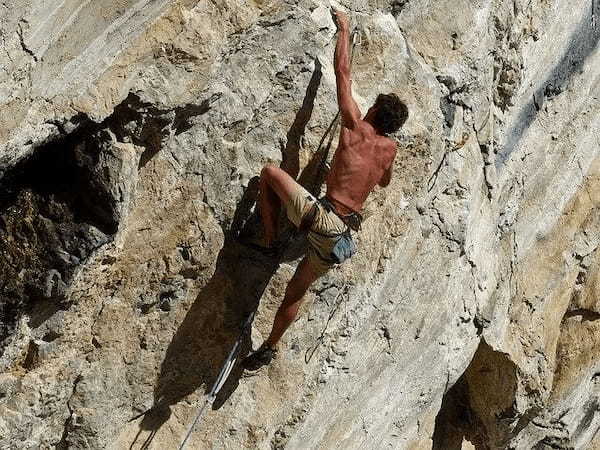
[0,1,599,449]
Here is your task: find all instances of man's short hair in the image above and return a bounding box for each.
[372,93,408,135]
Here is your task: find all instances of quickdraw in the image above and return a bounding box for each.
[177,311,255,450]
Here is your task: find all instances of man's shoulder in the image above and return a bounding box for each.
[379,135,397,154]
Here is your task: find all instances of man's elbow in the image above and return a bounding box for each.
[340,109,359,129]
[335,67,351,81]
[378,175,391,187]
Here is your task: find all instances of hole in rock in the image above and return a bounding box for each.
[0,90,214,351]
[22,340,40,370]
[433,339,520,450]
[91,336,101,349]
[0,119,116,346]
[42,330,62,342]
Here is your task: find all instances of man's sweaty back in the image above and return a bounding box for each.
[326,121,396,214]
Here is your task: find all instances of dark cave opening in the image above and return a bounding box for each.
[432,370,488,450]
[0,90,217,353]
[0,119,119,234]
[0,118,116,347]
[432,339,521,450]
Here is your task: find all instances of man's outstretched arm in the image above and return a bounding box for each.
[333,10,361,129]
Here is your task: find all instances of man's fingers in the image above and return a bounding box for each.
[330,8,344,19]
[330,7,339,23]
[330,8,349,29]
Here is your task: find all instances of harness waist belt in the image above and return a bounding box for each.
[298,196,363,234]
[319,196,362,232]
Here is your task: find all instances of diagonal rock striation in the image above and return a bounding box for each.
[0,1,599,449]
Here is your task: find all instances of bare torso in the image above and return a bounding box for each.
[326,120,396,214]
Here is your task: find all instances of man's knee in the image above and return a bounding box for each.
[260,164,297,203]
[261,164,280,182]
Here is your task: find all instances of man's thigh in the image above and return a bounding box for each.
[263,166,302,204]
[263,166,316,228]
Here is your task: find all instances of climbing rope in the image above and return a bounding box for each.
[177,311,255,450]
[305,275,349,363]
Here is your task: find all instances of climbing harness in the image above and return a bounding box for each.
[177,311,256,450]
[319,196,362,232]
[300,197,359,265]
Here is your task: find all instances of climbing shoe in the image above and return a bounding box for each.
[241,344,277,371]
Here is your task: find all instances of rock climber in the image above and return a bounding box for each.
[242,9,409,370]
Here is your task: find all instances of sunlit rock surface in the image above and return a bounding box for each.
[0,1,599,449]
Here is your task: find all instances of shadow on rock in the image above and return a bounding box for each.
[131,178,279,442]
[497,3,600,167]
[131,58,331,447]
[280,57,322,179]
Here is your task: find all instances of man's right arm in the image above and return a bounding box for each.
[333,10,361,129]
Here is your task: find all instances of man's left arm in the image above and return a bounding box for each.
[379,166,392,187]
[378,145,397,187]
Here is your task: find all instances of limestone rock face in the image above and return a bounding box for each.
[0,1,599,449]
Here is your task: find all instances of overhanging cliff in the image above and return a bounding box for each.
[1,1,599,449]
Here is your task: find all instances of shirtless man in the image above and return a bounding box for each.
[242,10,409,370]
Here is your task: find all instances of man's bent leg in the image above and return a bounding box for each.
[265,256,321,348]
[242,257,321,370]
[259,166,281,246]
[259,165,302,247]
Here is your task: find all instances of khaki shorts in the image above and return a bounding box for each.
[284,182,350,275]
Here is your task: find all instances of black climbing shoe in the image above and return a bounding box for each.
[242,344,278,371]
